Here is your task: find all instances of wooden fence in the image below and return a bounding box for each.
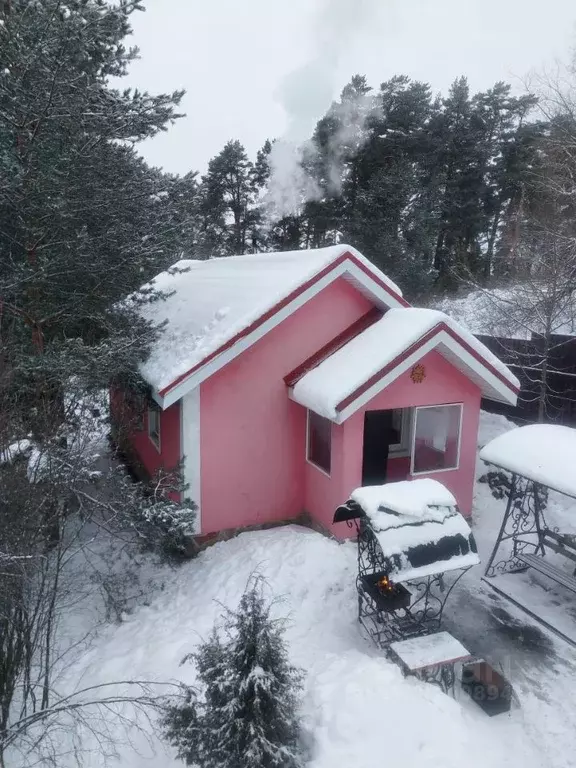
[476,334,576,427]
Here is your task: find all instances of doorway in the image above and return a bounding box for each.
[362,410,396,486]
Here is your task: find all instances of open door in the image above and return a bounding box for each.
[362,410,394,486]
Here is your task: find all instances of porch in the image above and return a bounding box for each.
[284,306,519,534]
[288,349,482,533]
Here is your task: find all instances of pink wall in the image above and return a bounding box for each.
[110,386,182,500]
[199,278,374,534]
[306,350,481,537]
[352,351,480,526]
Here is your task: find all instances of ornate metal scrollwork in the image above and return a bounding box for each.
[408,570,469,629]
[484,476,548,578]
[355,517,472,649]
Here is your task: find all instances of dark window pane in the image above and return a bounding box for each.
[307,411,332,474]
[390,409,403,445]
[148,404,161,447]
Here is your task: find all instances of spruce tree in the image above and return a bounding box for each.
[164,579,304,768]
[199,140,261,256]
[0,0,185,422]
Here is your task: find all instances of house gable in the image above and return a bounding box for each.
[290,310,519,423]
[155,251,408,408]
[198,275,378,535]
[284,307,383,388]
[336,323,518,422]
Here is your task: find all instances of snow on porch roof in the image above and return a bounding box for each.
[480,423,576,499]
[137,245,405,397]
[290,307,520,422]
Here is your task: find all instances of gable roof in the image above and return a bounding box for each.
[290,307,520,422]
[284,307,383,388]
[138,245,407,406]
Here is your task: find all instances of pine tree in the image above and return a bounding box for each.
[199,140,261,256]
[0,0,184,427]
[164,579,304,768]
[342,76,438,294]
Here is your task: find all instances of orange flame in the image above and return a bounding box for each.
[377,575,394,593]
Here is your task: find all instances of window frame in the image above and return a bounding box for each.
[147,401,161,451]
[306,409,332,477]
[410,403,463,476]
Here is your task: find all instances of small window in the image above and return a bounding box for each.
[148,402,161,449]
[307,410,332,475]
[389,408,412,455]
[412,404,462,474]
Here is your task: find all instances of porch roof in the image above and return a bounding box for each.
[290,307,519,422]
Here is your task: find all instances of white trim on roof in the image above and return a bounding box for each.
[158,258,406,408]
[290,329,518,424]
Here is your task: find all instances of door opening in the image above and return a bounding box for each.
[362,410,395,486]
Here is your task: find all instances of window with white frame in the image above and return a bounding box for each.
[307,410,332,475]
[389,408,412,455]
[411,404,462,474]
[148,402,161,449]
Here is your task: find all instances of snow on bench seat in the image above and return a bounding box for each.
[390,631,472,672]
[351,479,480,582]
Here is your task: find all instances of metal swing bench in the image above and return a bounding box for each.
[515,530,576,594]
[481,423,576,645]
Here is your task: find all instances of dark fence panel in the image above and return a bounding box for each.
[476,334,576,427]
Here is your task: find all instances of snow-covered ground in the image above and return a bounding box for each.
[35,412,576,768]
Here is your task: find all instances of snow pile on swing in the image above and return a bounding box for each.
[480,423,576,499]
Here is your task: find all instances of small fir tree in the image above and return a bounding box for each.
[163,578,304,768]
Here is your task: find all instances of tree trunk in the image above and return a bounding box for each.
[537,334,551,423]
[485,200,503,279]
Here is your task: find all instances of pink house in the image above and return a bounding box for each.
[111,245,519,539]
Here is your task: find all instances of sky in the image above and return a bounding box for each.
[124,0,576,176]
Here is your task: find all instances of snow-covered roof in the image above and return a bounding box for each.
[137,245,404,401]
[352,479,457,519]
[480,423,576,499]
[290,308,519,421]
[351,480,480,582]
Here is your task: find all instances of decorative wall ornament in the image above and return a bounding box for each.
[410,363,426,384]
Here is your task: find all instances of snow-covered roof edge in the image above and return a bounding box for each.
[290,308,519,422]
[152,246,408,408]
[480,423,576,499]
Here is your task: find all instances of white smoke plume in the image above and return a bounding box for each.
[266,0,382,221]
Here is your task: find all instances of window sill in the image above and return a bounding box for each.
[389,448,410,459]
[411,464,459,476]
[148,434,161,453]
[306,458,331,478]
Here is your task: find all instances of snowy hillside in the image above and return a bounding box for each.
[42,412,576,768]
